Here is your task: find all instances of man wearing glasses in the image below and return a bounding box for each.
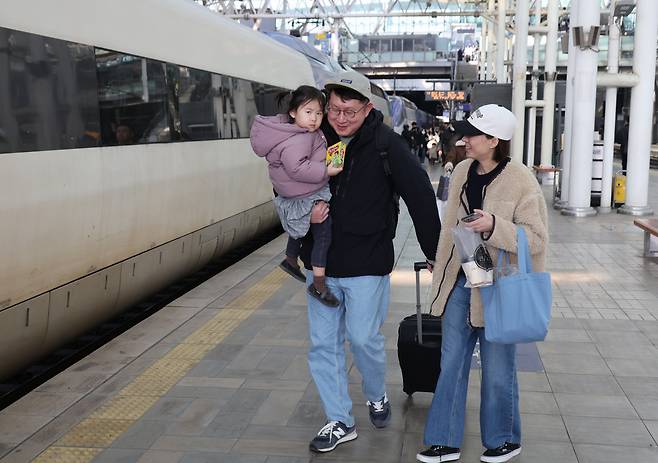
[300,71,440,453]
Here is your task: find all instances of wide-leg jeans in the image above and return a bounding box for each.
[306,273,390,428]
[423,274,521,449]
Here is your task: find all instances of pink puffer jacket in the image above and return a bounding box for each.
[250,114,328,198]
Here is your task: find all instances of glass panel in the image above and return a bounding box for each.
[0,27,100,154]
[96,49,169,145]
[168,65,218,141]
[392,39,402,52]
[403,39,414,52]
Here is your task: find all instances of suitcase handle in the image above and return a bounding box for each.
[414,261,429,272]
[414,261,428,344]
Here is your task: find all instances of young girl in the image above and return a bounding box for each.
[250,86,343,307]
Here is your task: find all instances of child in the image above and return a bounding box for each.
[250,86,343,307]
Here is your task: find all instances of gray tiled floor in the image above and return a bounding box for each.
[1,165,658,463]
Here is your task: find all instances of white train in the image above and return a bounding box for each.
[0,0,323,381]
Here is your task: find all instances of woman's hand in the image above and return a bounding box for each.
[463,208,494,233]
[327,165,343,177]
[310,201,329,224]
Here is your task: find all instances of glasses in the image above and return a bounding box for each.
[326,104,367,120]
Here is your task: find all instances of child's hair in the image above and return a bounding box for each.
[276,85,326,123]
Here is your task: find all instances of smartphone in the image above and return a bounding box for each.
[461,212,483,223]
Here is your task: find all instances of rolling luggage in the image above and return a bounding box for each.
[397,261,442,395]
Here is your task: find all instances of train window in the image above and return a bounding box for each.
[96,49,170,145]
[167,65,218,141]
[0,27,100,154]
[0,26,287,153]
[370,83,386,99]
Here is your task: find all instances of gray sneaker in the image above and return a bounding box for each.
[309,421,357,453]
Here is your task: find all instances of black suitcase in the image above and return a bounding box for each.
[397,261,442,395]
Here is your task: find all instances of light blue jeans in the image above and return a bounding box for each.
[306,273,390,428]
[423,274,521,449]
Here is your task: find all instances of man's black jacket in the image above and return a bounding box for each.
[300,110,441,277]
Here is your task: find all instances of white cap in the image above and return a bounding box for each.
[324,70,373,101]
[453,104,516,141]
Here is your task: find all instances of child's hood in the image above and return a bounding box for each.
[250,114,309,157]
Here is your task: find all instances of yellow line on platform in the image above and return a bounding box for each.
[32,268,287,463]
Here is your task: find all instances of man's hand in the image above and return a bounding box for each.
[310,201,329,224]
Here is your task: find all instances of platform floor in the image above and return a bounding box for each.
[2,164,658,463]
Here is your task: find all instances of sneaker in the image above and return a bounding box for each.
[367,394,391,428]
[416,445,461,462]
[480,443,521,463]
[309,421,357,453]
[279,259,306,283]
[307,284,340,307]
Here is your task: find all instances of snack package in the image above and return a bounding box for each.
[326,141,346,167]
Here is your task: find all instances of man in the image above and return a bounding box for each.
[401,124,413,148]
[299,72,440,453]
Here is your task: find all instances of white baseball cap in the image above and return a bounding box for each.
[324,70,373,102]
[453,104,516,141]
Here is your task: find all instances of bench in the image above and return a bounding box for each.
[634,219,658,257]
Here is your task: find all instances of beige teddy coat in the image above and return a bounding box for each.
[429,158,549,327]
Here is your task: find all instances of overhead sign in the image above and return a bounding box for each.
[425,90,466,101]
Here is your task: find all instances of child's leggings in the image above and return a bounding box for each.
[286,216,332,268]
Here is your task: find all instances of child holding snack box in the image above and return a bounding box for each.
[250,86,343,307]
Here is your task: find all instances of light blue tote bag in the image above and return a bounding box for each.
[480,226,552,344]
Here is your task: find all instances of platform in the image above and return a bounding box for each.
[1,165,658,463]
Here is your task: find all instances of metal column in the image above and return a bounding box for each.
[496,0,507,84]
[557,0,579,208]
[600,16,620,213]
[487,0,495,80]
[618,0,657,216]
[562,0,599,217]
[526,1,541,167]
[480,10,488,81]
[540,0,559,167]
[511,0,529,163]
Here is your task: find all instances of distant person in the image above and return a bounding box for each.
[457,48,464,61]
[115,123,135,145]
[615,119,629,172]
[401,124,413,148]
[439,122,455,164]
[250,85,343,307]
[411,121,421,159]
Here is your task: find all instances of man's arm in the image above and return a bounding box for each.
[386,132,441,260]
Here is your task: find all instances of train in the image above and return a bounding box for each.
[264,31,393,128]
[0,0,435,381]
[389,95,437,134]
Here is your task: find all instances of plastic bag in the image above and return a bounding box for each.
[452,223,494,287]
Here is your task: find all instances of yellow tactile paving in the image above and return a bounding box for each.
[32,446,102,463]
[118,373,186,397]
[56,419,134,447]
[90,395,160,420]
[32,268,286,462]
[140,358,198,378]
[165,343,215,360]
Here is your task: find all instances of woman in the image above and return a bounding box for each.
[417,105,548,463]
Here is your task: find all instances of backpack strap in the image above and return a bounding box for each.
[375,127,400,234]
